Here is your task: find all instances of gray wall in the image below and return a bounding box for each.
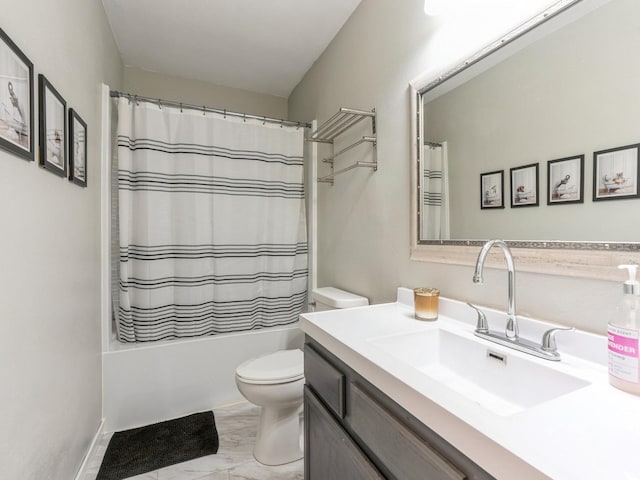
[0,1,123,479]
[123,66,289,119]
[424,0,640,241]
[289,0,619,334]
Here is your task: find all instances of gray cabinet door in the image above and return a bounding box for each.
[304,386,385,480]
[304,344,346,418]
[349,383,467,480]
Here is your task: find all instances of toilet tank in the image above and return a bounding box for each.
[311,287,369,311]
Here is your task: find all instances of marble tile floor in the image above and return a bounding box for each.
[83,401,303,480]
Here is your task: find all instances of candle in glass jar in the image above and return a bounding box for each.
[413,287,440,321]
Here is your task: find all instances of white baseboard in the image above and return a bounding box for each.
[74,418,105,480]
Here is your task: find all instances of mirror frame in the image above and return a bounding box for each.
[409,0,640,281]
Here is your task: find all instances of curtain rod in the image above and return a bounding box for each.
[110,90,312,129]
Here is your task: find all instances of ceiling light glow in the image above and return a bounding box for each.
[423,0,457,17]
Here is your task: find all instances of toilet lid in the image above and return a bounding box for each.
[236,349,304,384]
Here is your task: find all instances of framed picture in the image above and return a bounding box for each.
[38,74,66,177]
[69,109,87,187]
[0,27,34,161]
[593,144,640,201]
[547,155,584,205]
[510,163,539,207]
[480,170,504,209]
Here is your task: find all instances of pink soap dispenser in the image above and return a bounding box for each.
[608,264,640,395]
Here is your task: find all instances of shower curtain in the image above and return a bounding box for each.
[115,98,307,342]
[422,143,450,240]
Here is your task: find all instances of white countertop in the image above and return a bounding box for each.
[299,288,640,480]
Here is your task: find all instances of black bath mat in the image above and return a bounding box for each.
[96,411,219,480]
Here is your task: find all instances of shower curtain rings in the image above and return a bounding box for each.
[112,90,313,129]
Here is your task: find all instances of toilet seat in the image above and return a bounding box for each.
[236,349,304,385]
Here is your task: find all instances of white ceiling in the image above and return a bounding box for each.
[102,0,362,98]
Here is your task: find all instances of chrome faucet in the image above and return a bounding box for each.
[469,240,573,361]
[472,239,518,339]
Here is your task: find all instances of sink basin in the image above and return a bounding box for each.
[369,329,589,416]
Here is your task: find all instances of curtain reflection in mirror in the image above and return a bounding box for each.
[422,141,450,240]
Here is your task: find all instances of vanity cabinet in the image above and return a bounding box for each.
[304,338,495,480]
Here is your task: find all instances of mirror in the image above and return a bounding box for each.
[415,0,640,249]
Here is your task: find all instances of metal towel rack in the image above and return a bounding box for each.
[307,107,377,185]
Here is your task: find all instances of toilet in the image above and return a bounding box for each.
[235,287,368,465]
[311,286,370,312]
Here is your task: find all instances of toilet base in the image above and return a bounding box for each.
[254,403,303,466]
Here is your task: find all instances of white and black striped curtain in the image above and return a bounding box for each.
[115,98,307,342]
[422,143,450,240]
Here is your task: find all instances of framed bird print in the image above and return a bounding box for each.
[68,108,87,187]
[593,143,640,202]
[0,27,34,161]
[547,155,584,205]
[38,74,67,177]
[510,163,539,208]
[480,170,504,209]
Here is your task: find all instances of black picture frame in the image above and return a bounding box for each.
[593,143,640,202]
[0,27,34,161]
[68,108,87,187]
[38,74,66,177]
[480,170,504,209]
[510,163,539,208]
[547,155,584,205]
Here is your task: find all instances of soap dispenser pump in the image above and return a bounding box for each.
[608,264,640,395]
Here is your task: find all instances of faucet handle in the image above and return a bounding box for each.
[541,327,575,353]
[466,302,489,333]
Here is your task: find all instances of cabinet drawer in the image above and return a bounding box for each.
[349,383,467,480]
[304,343,345,418]
[305,386,384,480]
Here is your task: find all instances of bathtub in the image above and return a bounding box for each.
[102,324,303,432]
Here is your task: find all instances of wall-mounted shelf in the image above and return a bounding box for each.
[318,161,377,184]
[323,136,377,164]
[307,107,377,185]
